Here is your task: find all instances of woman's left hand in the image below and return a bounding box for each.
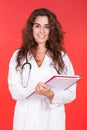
[35,82,54,99]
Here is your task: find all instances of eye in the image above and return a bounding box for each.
[33,23,40,28]
[44,24,50,29]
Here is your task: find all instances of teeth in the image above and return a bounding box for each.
[38,35,45,38]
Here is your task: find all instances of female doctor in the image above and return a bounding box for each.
[8,8,76,130]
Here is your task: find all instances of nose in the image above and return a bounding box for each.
[40,26,45,33]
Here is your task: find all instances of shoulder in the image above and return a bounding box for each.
[9,49,20,65]
[12,49,20,56]
[10,49,20,59]
[61,51,71,63]
[61,51,75,74]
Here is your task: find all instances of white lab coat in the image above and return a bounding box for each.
[8,50,76,130]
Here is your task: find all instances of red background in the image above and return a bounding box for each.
[0,0,87,130]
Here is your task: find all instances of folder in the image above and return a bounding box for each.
[45,75,81,91]
[27,75,81,98]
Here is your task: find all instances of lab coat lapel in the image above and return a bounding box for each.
[41,53,53,67]
[27,53,53,68]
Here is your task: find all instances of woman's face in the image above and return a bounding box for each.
[32,16,50,45]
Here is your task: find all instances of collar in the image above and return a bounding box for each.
[27,52,53,68]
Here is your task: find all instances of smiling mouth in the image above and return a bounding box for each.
[38,35,46,39]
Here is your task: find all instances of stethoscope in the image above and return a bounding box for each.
[21,54,32,88]
[21,54,59,88]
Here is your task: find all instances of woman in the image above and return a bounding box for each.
[8,8,76,130]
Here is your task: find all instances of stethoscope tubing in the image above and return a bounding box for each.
[21,54,32,88]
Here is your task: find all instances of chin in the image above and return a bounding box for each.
[36,40,47,44]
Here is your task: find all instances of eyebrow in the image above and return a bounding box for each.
[33,23,50,26]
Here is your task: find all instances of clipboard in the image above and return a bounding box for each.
[27,75,81,98]
[45,75,81,91]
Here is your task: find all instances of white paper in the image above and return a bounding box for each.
[45,75,81,91]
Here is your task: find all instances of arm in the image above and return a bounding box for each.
[50,54,76,106]
[8,50,35,100]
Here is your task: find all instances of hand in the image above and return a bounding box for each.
[35,82,54,99]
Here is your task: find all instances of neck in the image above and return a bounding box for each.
[36,44,47,53]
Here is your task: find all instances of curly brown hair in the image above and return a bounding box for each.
[16,8,66,73]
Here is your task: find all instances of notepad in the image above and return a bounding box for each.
[45,75,81,91]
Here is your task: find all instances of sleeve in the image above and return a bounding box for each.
[8,50,35,101]
[50,53,76,106]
